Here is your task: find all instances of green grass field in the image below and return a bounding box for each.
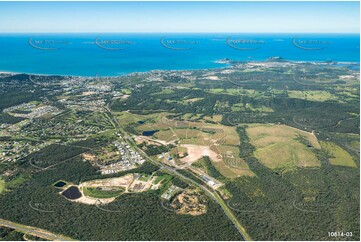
[247,124,321,169]
[6,174,28,190]
[287,90,336,102]
[138,174,151,181]
[154,174,172,184]
[83,187,124,199]
[321,141,357,168]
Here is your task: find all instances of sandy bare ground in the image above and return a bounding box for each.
[67,174,134,205]
[172,189,207,216]
[339,75,356,79]
[81,91,96,96]
[80,174,134,189]
[74,192,116,205]
[135,136,164,146]
[129,176,158,192]
[120,94,130,99]
[59,185,116,205]
[220,69,235,74]
[206,76,220,80]
[139,135,177,145]
[180,144,220,163]
[62,174,163,205]
[81,153,96,161]
[0,71,18,74]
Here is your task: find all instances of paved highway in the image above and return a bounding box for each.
[0,219,76,241]
[133,143,252,241]
[105,108,252,241]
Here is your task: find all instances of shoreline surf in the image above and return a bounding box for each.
[1,59,359,78]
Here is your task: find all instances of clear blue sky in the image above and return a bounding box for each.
[0,1,359,33]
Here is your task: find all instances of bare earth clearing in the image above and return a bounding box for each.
[180,144,221,163]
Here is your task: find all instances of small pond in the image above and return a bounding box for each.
[54,181,67,188]
[61,186,82,200]
[142,130,159,136]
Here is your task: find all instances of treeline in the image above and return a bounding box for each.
[138,142,171,156]
[202,156,224,180]
[0,113,24,124]
[236,126,255,158]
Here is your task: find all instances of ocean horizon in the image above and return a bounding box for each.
[0,33,359,77]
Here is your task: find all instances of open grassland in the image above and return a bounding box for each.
[135,116,206,134]
[287,90,337,102]
[217,145,252,176]
[203,115,223,122]
[154,130,177,142]
[247,124,321,149]
[120,111,255,178]
[83,187,124,199]
[180,113,203,121]
[247,124,321,169]
[193,155,254,179]
[130,114,253,178]
[212,158,254,178]
[116,112,170,129]
[321,141,357,168]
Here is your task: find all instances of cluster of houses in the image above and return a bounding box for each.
[100,141,145,175]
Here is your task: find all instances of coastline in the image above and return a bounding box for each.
[1,59,359,78]
[0,71,20,74]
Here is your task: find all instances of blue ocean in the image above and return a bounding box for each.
[0,33,359,76]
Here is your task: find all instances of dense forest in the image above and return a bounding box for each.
[0,157,241,240]
[225,126,360,240]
